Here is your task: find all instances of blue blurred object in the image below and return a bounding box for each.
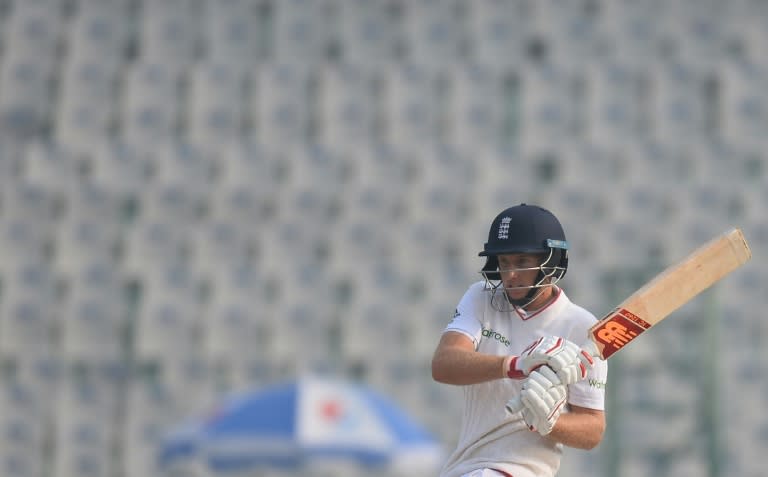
[159,376,444,474]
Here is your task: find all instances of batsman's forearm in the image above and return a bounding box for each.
[546,407,605,450]
[431,346,507,385]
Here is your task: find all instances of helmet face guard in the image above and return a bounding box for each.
[478,204,569,311]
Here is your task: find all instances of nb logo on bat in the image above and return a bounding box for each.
[591,308,651,358]
[596,322,637,347]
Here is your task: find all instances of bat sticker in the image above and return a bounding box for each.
[590,308,652,359]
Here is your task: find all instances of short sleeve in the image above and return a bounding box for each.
[443,282,486,349]
[567,357,608,410]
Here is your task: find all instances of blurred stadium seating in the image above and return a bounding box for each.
[0,0,766,476]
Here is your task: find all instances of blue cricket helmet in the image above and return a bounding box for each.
[479,203,569,281]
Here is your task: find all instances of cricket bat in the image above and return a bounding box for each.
[507,228,751,413]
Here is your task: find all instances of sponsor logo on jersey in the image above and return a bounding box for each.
[449,309,460,324]
[481,328,510,347]
[588,378,607,389]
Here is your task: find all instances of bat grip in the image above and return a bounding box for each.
[505,395,524,414]
[504,341,600,416]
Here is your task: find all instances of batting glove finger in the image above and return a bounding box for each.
[521,389,566,436]
[521,384,566,419]
[521,405,539,432]
[519,336,566,375]
[546,340,595,385]
[523,365,562,392]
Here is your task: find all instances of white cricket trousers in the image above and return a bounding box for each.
[460,470,514,477]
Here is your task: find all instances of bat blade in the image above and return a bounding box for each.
[586,228,751,360]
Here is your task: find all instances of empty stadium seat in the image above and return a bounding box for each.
[314,63,377,146]
[250,62,312,145]
[185,62,247,148]
[582,61,643,148]
[379,64,441,145]
[400,0,463,72]
[133,292,202,364]
[0,380,47,477]
[0,52,55,137]
[0,293,58,363]
[517,63,579,153]
[201,0,263,70]
[59,291,127,364]
[52,215,121,273]
[443,64,506,147]
[3,4,63,62]
[335,0,397,68]
[0,216,53,264]
[87,139,152,200]
[137,0,201,70]
[466,0,531,72]
[51,377,119,477]
[189,219,256,278]
[54,59,118,150]
[66,3,131,67]
[119,61,183,148]
[270,0,331,64]
[121,220,194,279]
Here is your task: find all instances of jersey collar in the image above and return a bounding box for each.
[514,287,565,321]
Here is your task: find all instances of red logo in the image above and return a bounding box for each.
[590,308,651,358]
[319,400,343,422]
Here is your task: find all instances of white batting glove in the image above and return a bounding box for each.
[520,366,567,436]
[508,336,594,385]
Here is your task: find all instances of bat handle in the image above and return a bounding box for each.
[504,340,600,416]
[505,395,524,414]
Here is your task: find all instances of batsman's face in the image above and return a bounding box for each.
[497,253,546,297]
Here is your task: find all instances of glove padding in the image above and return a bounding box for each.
[520,366,567,436]
[518,336,594,385]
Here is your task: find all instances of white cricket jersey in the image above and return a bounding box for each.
[439,282,608,477]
